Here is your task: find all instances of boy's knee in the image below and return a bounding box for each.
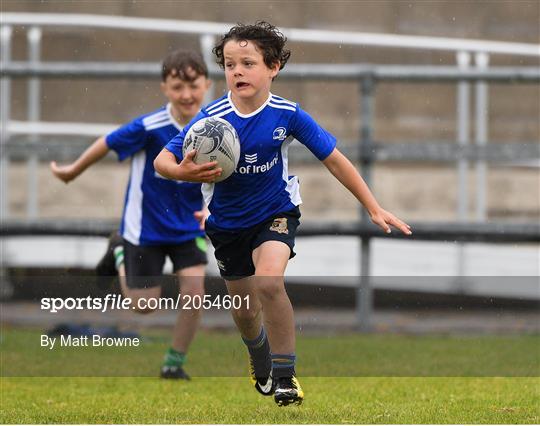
[255,265,283,277]
[254,276,285,301]
[179,276,205,297]
[180,282,205,299]
[179,287,205,310]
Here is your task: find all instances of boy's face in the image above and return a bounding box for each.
[161,70,211,124]
[223,40,279,103]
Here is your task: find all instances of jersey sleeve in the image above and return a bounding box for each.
[165,110,208,162]
[105,117,148,162]
[290,106,337,161]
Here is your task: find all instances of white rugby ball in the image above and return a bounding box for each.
[182,116,240,182]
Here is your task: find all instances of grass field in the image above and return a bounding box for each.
[1,328,539,423]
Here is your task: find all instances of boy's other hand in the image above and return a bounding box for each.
[369,208,412,235]
[193,207,210,230]
[50,161,78,184]
[179,150,222,183]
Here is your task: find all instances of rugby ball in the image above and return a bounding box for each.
[182,116,240,182]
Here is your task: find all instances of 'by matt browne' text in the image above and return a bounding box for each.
[41,335,140,349]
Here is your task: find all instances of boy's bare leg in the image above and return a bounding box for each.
[172,264,205,353]
[223,241,294,353]
[251,241,295,354]
[118,263,205,378]
[117,263,160,313]
[226,275,273,395]
[225,276,263,340]
[252,240,303,405]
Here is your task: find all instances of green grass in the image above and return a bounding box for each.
[2,328,539,377]
[1,377,538,423]
[1,328,539,423]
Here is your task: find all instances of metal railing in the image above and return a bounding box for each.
[2,12,539,55]
[3,218,539,242]
[1,13,539,330]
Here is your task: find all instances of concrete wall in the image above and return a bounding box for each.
[7,162,539,222]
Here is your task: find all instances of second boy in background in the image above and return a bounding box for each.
[51,49,213,380]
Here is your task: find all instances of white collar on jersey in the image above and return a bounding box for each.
[166,102,185,132]
[227,91,272,118]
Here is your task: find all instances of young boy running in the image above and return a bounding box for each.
[50,49,213,380]
[154,22,412,405]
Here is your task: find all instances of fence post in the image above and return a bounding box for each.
[200,34,215,104]
[475,52,490,222]
[456,51,471,221]
[0,26,13,220]
[455,51,471,291]
[27,26,42,219]
[357,75,375,331]
[0,25,14,300]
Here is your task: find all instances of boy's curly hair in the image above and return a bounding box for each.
[161,49,208,82]
[213,21,291,71]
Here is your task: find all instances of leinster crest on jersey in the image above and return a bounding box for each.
[270,218,289,234]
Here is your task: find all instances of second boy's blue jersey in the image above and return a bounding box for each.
[106,103,204,246]
[165,92,336,230]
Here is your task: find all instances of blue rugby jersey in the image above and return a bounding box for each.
[106,103,204,245]
[165,92,336,230]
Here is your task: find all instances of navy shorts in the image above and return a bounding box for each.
[205,207,301,280]
[123,237,208,289]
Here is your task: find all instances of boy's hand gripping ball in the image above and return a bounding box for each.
[182,117,240,182]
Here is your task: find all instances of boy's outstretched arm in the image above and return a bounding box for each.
[50,136,109,183]
[154,148,222,183]
[322,148,412,235]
